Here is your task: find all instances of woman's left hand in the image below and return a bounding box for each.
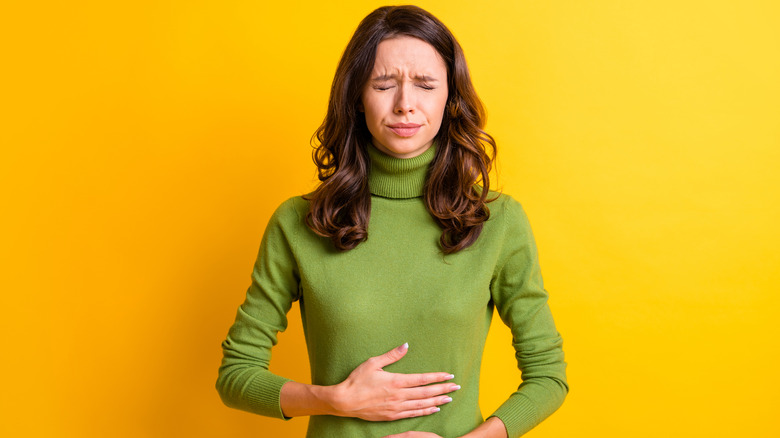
[382,433,443,438]
[382,415,506,438]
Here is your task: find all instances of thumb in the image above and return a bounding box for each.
[373,342,409,368]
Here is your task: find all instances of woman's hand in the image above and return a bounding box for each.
[382,417,508,438]
[328,343,460,421]
[382,433,443,438]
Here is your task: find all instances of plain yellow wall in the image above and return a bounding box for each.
[2,1,778,436]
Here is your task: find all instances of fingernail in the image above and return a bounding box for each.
[400,342,408,350]
[433,407,440,412]
[443,397,453,403]
[451,385,461,391]
[446,374,455,379]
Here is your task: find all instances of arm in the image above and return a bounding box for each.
[461,417,508,438]
[487,197,569,437]
[215,200,301,419]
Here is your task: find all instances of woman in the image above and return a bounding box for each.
[216,5,568,438]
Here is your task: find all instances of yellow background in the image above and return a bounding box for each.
[2,1,778,436]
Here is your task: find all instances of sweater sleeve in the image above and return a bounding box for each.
[215,198,302,419]
[487,197,569,437]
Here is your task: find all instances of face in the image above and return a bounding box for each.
[360,36,449,159]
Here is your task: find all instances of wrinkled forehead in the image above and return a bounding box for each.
[370,35,447,79]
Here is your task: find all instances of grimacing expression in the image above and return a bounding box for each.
[360,36,449,159]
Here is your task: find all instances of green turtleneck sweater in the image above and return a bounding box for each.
[216,144,568,438]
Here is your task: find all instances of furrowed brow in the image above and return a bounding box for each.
[413,75,439,82]
[371,74,396,81]
[371,74,439,82]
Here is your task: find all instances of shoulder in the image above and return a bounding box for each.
[269,195,310,225]
[256,196,314,255]
[481,191,537,249]
[487,191,531,226]
[261,196,312,246]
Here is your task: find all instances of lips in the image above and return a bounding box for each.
[388,123,422,137]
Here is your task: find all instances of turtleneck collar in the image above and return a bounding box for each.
[367,140,436,199]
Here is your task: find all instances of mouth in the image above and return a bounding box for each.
[387,123,422,137]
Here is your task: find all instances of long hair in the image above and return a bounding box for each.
[305,5,496,254]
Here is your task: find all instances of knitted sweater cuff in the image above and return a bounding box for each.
[244,371,293,420]
[489,394,539,438]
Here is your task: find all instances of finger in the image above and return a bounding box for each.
[383,434,440,438]
[389,405,442,421]
[393,371,455,388]
[401,382,461,400]
[397,394,454,412]
[371,342,409,368]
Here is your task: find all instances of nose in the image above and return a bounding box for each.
[394,84,415,115]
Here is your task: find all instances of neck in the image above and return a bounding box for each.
[367,141,436,199]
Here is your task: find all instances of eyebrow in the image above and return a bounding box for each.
[371,74,439,82]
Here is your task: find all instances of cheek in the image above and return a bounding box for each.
[362,97,386,125]
[364,108,381,128]
[430,95,448,122]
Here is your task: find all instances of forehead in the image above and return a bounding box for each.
[371,35,446,76]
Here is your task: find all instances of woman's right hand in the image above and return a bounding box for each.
[327,343,460,421]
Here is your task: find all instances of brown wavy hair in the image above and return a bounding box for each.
[305,5,497,254]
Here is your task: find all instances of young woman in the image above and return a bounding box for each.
[216,5,568,438]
